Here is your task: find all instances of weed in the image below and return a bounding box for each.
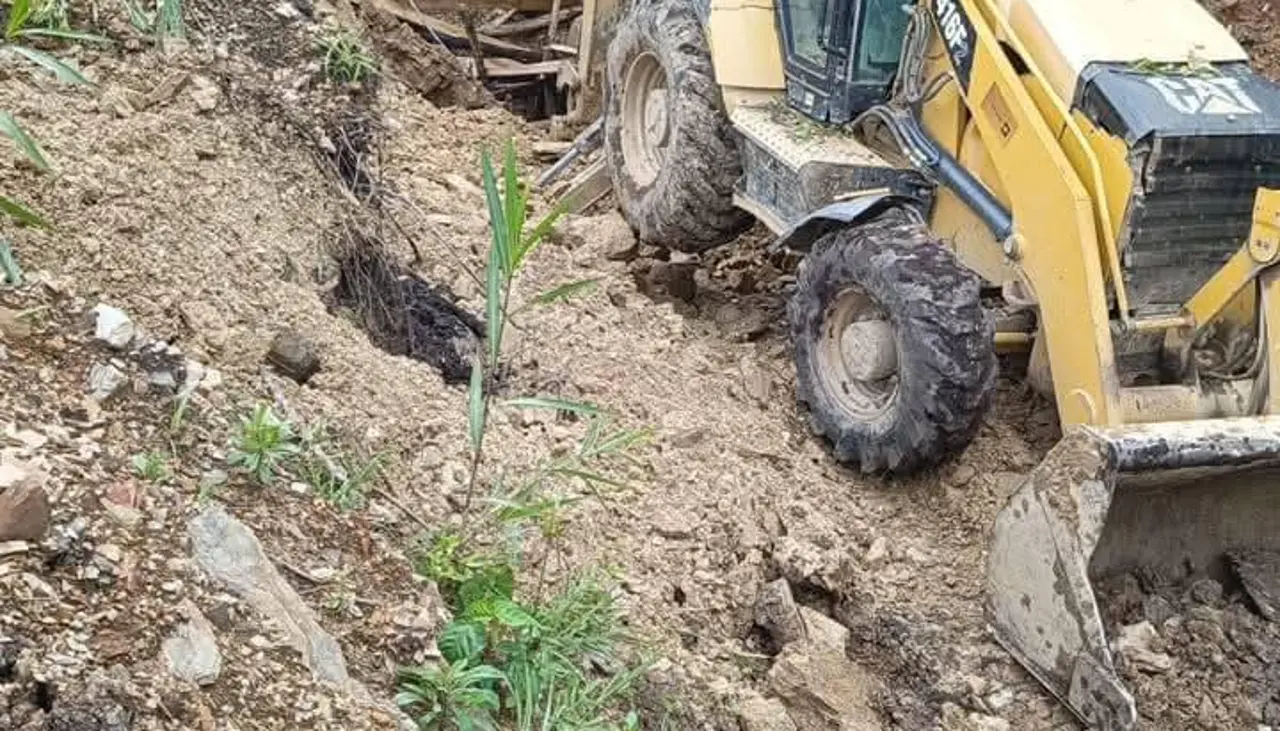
[30,0,71,29]
[301,440,387,511]
[396,142,650,730]
[196,469,228,504]
[131,451,170,483]
[316,25,377,84]
[226,402,303,485]
[120,0,184,40]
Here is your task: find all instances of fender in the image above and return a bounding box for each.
[771,193,926,255]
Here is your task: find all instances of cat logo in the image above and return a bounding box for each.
[1147,76,1262,116]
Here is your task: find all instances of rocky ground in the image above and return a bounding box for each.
[0,0,1278,730]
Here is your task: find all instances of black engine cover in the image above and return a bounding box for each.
[1076,63,1280,308]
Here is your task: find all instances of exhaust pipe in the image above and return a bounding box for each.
[986,417,1280,729]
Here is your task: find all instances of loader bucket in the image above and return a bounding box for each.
[986,417,1280,730]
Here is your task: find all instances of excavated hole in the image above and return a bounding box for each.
[325,224,483,385]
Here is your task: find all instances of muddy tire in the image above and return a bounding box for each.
[603,0,751,252]
[788,214,996,474]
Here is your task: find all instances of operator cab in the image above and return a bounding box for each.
[777,0,910,122]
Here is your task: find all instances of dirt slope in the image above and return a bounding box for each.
[1,0,1278,730]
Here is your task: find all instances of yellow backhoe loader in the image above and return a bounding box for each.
[555,0,1280,726]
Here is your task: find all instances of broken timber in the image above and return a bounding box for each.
[358,0,545,62]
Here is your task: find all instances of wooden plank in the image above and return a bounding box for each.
[359,0,544,61]
[559,158,611,214]
[461,57,572,77]
[481,11,581,37]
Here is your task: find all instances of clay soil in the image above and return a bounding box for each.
[0,0,1277,730]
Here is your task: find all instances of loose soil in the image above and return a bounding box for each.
[0,0,1277,729]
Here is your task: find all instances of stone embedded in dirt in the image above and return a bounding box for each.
[274,0,301,18]
[643,260,698,302]
[1229,550,1280,620]
[738,695,798,731]
[0,305,31,340]
[798,607,849,653]
[1115,620,1174,674]
[188,504,350,684]
[947,463,977,487]
[767,641,881,731]
[756,579,805,647]
[87,362,127,401]
[0,468,51,542]
[555,212,639,264]
[967,713,1012,731]
[738,355,772,406]
[651,507,697,540]
[178,300,230,352]
[163,599,223,686]
[92,303,137,349]
[865,536,889,566]
[190,75,220,112]
[266,329,322,384]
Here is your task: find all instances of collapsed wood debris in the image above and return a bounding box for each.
[352,0,585,120]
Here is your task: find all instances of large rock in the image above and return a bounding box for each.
[187,505,417,730]
[755,579,804,647]
[768,636,881,730]
[739,695,798,731]
[188,504,349,684]
[0,466,50,542]
[162,599,222,685]
[92,304,137,350]
[266,329,321,384]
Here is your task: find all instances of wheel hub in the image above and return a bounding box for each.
[817,287,900,420]
[620,52,669,188]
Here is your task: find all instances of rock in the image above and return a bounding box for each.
[190,76,220,112]
[92,304,136,349]
[651,507,696,540]
[1115,620,1174,674]
[266,329,321,384]
[768,642,880,731]
[947,464,977,487]
[442,173,483,198]
[865,536,889,566]
[985,686,1015,712]
[755,579,805,647]
[556,212,638,263]
[739,695,798,731]
[0,473,50,542]
[163,599,222,685]
[188,504,351,684]
[274,0,301,17]
[968,713,1011,731]
[0,305,32,340]
[87,362,127,401]
[644,260,698,302]
[797,606,849,653]
[738,355,772,405]
[1190,577,1224,605]
[178,301,230,351]
[1229,550,1280,621]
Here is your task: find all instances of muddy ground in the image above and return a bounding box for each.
[0,0,1278,730]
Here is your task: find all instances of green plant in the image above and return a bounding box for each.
[316,25,377,83]
[226,402,303,485]
[120,0,183,40]
[132,451,170,483]
[29,0,71,29]
[397,142,650,730]
[301,440,387,511]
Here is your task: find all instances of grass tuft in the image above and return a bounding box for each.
[316,25,378,84]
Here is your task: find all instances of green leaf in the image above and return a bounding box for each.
[7,0,32,39]
[7,45,89,83]
[502,139,526,275]
[484,238,504,368]
[457,664,507,687]
[480,148,509,279]
[16,27,113,44]
[517,197,568,269]
[493,598,539,629]
[439,621,486,664]
[0,113,49,171]
[0,239,22,285]
[532,278,598,306]
[458,564,515,609]
[0,195,47,228]
[467,360,486,453]
[502,396,602,416]
[549,466,627,491]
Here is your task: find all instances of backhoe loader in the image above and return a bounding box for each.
[556,0,1280,726]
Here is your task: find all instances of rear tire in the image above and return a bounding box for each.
[788,214,996,474]
[603,0,751,252]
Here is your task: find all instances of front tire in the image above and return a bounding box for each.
[603,0,751,252]
[788,214,996,474]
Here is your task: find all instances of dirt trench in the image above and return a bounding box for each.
[0,0,1278,730]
